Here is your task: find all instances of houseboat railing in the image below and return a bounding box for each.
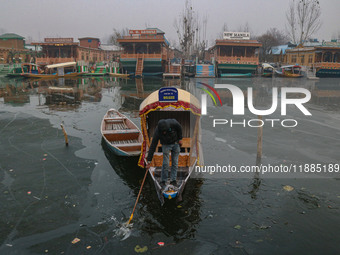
[36,57,76,65]
[120,53,162,59]
[313,62,340,69]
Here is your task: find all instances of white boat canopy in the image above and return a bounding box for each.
[46,62,77,69]
[262,63,275,69]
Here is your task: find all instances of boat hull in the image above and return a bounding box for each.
[217,63,257,76]
[220,73,252,78]
[22,72,81,78]
[109,73,130,78]
[120,58,164,76]
[316,69,340,78]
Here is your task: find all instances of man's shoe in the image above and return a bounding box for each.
[160,181,166,189]
[170,180,177,187]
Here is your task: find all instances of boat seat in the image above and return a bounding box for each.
[103,129,139,134]
[117,142,142,152]
[104,117,126,122]
[117,142,142,147]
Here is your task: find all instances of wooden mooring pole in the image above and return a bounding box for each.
[60,124,69,146]
[256,115,263,165]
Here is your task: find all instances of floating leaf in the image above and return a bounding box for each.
[283,185,294,192]
[177,205,182,208]
[86,246,91,249]
[234,225,241,230]
[134,245,148,253]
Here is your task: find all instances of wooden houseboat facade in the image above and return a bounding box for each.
[117,28,173,77]
[285,42,340,78]
[211,32,261,77]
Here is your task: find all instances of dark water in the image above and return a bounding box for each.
[0,75,340,254]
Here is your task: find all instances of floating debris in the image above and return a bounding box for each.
[134,245,148,253]
[234,225,241,230]
[214,137,227,143]
[283,185,294,192]
[157,242,164,246]
[27,191,32,195]
[71,238,80,244]
[86,246,91,249]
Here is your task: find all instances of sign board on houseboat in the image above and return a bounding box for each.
[223,32,250,40]
[158,87,178,102]
[129,30,157,35]
[322,41,340,47]
[44,38,74,43]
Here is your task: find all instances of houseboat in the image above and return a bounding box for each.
[117,28,173,77]
[284,42,340,78]
[211,32,262,77]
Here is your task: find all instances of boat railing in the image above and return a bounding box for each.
[216,56,258,64]
[313,62,340,69]
[120,53,162,59]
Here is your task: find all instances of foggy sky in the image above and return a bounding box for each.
[0,0,339,46]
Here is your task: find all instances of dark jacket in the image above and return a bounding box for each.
[146,119,183,161]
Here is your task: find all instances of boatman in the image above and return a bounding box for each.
[146,119,183,188]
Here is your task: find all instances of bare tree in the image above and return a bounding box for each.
[218,23,229,39]
[174,0,208,60]
[286,0,322,45]
[109,28,129,45]
[257,28,289,62]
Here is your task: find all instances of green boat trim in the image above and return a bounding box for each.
[220,73,252,78]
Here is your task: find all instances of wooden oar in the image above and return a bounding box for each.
[127,160,149,225]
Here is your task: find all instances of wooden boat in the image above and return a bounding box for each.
[22,62,82,78]
[109,72,130,78]
[261,63,275,77]
[138,87,202,204]
[275,65,304,78]
[6,63,42,78]
[101,109,142,156]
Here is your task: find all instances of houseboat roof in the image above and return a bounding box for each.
[100,44,122,51]
[0,33,25,40]
[117,28,169,45]
[270,45,294,55]
[78,37,100,40]
[214,39,262,47]
[32,42,79,46]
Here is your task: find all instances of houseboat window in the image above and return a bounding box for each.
[308,55,313,63]
[323,52,332,62]
[291,55,297,63]
[300,55,304,65]
[335,53,340,63]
